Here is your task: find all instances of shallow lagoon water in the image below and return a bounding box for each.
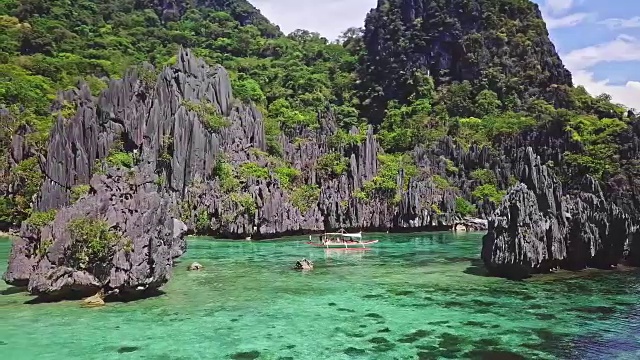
[1,232,639,360]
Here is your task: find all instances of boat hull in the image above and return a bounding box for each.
[306,240,379,248]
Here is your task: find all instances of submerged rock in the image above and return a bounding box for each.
[82,291,105,308]
[294,259,314,271]
[188,262,204,271]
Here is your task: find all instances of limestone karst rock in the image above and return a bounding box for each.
[294,259,314,271]
[4,169,187,299]
[482,147,634,279]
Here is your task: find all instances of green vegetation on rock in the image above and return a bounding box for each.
[195,210,211,234]
[26,210,57,228]
[239,162,269,180]
[67,217,122,269]
[231,192,257,216]
[363,153,417,197]
[564,115,628,178]
[473,184,507,205]
[71,184,91,203]
[274,166,301,189]
[317,153,350,177]
[291,185,320,213]
[212,158,241,193]
[470,169,498,186]
[1,157,44,224]
[455,197,477,217]
[106,152,135,169]
[432,175,451,190]
[182,99,231,132]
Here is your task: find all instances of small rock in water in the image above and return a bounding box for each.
[188,262,204,271]
[293,258,313,270]
[117,346,140,354]
[81,292,105,308]
[231,351,260,360]
[344,347,367,356]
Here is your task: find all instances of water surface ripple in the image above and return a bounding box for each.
[1,232,638,359]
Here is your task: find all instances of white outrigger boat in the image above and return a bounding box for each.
[307,230,379,249]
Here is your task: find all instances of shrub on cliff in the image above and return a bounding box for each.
[455,197,477,217]
[274,166,301,188]
[363,153,417,197]
[239,162,269,180]
[106,152,135,169]
[212,159,240,193]
[70,185,91,203]
[67,218,122,269]
[432,175,451,190]
[317,153,350,177]
[25,210,57,228]
[473,184,506,205]
[231,193,258,216]
[291,185,320,213]
[470,169,497,186]
[182,99,231,132]
[0,157,44,224]
[564,115,627,178]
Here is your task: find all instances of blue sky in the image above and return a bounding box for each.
[538,0,640,109]
[252,0,640,109]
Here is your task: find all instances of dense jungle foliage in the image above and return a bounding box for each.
[0,0,634,228]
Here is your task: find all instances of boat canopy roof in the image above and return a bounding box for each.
[323,231,362,238]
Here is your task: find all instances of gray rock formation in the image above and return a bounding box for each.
[4,169,187,299]
[482,147,634,279]
[454,218,488,232]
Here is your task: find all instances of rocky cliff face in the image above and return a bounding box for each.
[358,0,572,123]
[482,147,636,279]
[19,47,497,240]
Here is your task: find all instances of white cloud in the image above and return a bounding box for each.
[599,16,640,29]
[251,0,377,40]
[540,0,591,29]
[563,35,640,70]
[543,0,576,15]
[546,12,591,29]
[562,35,640,109]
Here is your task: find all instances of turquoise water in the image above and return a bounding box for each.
[1,232,639,360]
